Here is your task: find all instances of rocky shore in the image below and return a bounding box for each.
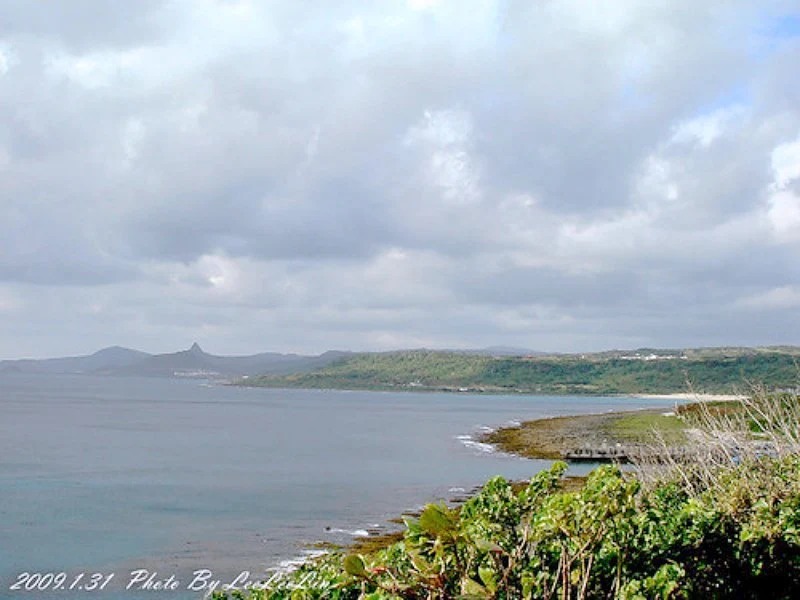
[480,407,688,460]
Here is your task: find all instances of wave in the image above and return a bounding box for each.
[326,527,370,537]
[275,548,329,573]
[455,433,496,454]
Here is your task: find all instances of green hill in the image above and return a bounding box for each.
[241,347,799,395]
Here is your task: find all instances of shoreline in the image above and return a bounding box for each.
[275,397,740,576]
[630,392,745,401]
[480,406,689,460]
[232,380,747,400]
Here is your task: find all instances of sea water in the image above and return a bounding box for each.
[0,374,676,599]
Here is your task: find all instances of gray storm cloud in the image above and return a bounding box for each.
[0,0,798,358]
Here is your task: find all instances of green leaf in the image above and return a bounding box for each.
[478,566,497,593]
[461,577,490,598]
[419,503,458,537]
[408,550,433,573]
[342,554,368,578]
[474,538,503,553]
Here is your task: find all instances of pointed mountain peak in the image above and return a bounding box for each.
[189,342,204,355]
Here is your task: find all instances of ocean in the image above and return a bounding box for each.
[0,374,675,599]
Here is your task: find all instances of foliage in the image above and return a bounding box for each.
[245,350,799,395]
[213,458,800,599]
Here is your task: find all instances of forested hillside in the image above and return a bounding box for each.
[243,348,799,394]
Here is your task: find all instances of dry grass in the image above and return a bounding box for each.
[632,381,800,495]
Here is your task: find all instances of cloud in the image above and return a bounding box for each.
[737,286,800,310]
[0,0,166,52]
[772,135,800,187]
[0,0,799,358]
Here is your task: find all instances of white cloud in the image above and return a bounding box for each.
[0,288,20,312]
[45,47,149,88]
[764,133,800,243]
[672,106,747,147]
[405,109,481,204]
[772,136,800,188]
[767,190,800,243]
[305,127,321,162]
[0,47,10,75]
[404,109,473,147]
[407,0,440,11]
[637,155,679,203]
[737,286,800,310]
[121,118,146,165]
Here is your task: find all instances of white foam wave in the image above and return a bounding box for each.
[460,439,496,454]
[328,527,369,537]
[275,549,329,573]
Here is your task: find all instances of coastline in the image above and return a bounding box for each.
[631,392,746,401]
[310,405,679,561]
[232,380,749,400]
[214,391,800,598]
[480,406,688,460]
[251,396,741,584]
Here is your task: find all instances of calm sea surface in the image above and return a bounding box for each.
[0,374,677,599]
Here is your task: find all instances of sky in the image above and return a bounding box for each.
[1,0,800,359]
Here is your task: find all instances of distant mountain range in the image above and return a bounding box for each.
[0,343,351,379]
[2,345,798,389]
